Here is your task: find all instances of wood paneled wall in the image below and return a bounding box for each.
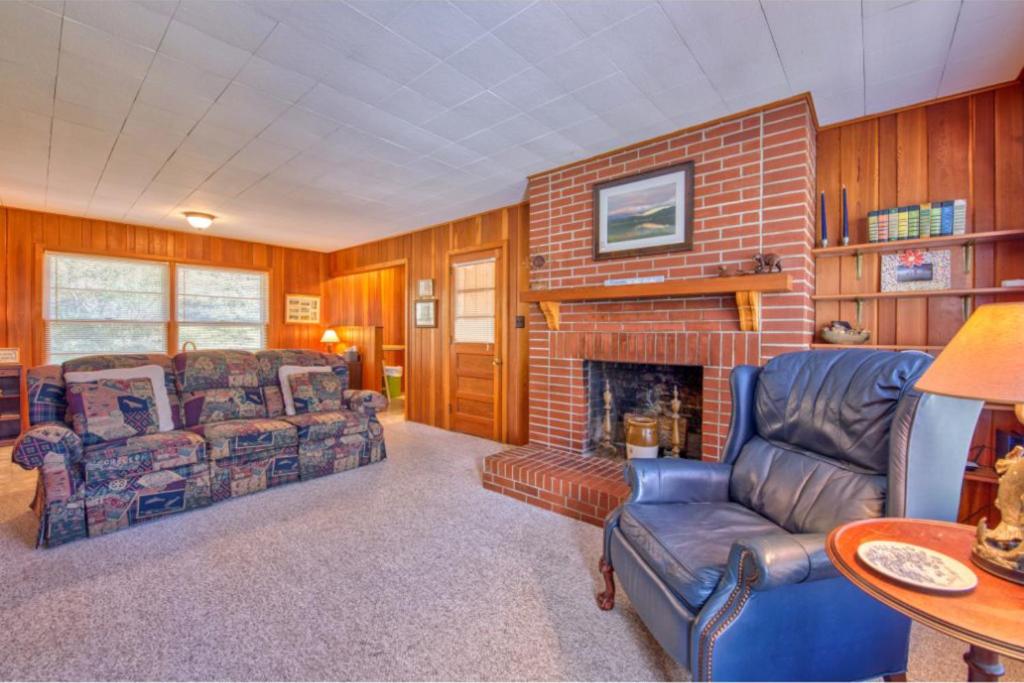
[327,203,530,444]
[0,207,328,368]
[328,264,406,383]
[815,81,1024,523]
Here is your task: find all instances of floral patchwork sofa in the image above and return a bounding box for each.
[12,349,387,547]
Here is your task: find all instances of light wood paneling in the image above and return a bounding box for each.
[815,81,1024,523]
[0,207,328,368]
[327,203,529,444]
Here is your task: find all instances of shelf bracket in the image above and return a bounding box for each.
[855,298,864,327]
[538,301,560,331]
[962,295,971,322]
[963,241,974,274]
[735,291,762,332]
[854,251,863,279]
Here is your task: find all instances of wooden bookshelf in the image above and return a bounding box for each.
[0,364,22,446]
[809,343,943,351]
[812,229,1024,257]
[812,286,1024,302]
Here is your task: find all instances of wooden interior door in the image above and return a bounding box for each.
[449,248,503,440]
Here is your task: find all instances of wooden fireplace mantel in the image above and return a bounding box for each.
[520,272,793,332]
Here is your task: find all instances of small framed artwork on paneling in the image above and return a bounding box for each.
[414,300,437,328]
[0,348,19,364]
[285,294,321,324]
[881,249,951,292]
[417,278,434,298]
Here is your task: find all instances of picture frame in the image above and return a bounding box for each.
[285,294,321,324]
[593,161,695,261]
[881,249,951,292]
[0,348,19,364]
[414,299,437,328]
[416,278,434,298]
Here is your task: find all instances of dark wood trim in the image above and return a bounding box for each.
[592,160,695,261]
[520,272,792,303]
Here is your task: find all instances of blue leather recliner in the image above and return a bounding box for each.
[598,349,983,681]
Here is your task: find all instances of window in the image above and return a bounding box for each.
[452,257,496,344]
[176,265,268,351]
[44,253,169,364]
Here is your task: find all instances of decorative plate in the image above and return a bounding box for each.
[857,541,978,593]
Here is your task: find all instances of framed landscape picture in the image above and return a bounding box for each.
[593,161,694,260]
[285,294,321,324]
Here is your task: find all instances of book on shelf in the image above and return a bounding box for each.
[897,206,909,240]
[909,205,920,239]
[920,203,931,239]
[856,198,969,246]
[954,199,967,235]
[888,207,898,241]
[940,201,954,236]
[877,210,889,242]
[931,203,942,236]
[868,211,879,242]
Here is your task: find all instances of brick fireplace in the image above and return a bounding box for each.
[483,96,818,525]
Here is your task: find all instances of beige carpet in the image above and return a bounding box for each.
[0,423,1020,681]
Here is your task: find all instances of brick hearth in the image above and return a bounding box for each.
[482,446,629,526]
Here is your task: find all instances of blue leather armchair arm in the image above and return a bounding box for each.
[626,459,733,505]
[729,533,838,591]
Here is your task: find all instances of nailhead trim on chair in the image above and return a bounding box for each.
[697,550,757,681]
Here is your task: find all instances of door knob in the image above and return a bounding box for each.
[492,358,502,366]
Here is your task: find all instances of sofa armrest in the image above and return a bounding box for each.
[729,533,838,591]
[625,458,732,505]
[343,389,387,418]
[12,423,84,502]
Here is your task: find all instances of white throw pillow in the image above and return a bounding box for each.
[279,365,333,416]
[64,364,175,432]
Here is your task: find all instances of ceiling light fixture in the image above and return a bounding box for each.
[184,212,215,230]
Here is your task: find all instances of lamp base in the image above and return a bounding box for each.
[971,545,1024,585]
[970,439,1024,585]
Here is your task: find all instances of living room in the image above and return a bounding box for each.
[1,1,1023,681]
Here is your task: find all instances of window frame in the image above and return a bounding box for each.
[173,262,270,353]
[42,250,172,364]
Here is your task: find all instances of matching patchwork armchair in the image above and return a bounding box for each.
[598,349,984,681]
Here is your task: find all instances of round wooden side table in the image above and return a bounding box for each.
[826,518,1024,682]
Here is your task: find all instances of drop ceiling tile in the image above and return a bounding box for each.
[256,23,339,81]
[939,0,1024,95]
[346,0,412,25]
[259,107,339,152]
[175,0,277,51]
[203,82,291,136]
[0,2,61,76]
[123,101,195,139]
[405,62,483,108]
[235,56,316,103]
[599,97,669,134]
[528,94,594,130]
[863,0,960,85]
[661,1,787,101]
[520,131,583,162]
[459,129,512,156]
[347,28,439,84]
[230,138,299,175]
[318,55,403,105]
[570,70,644,115]
[387,1,489,59]
[490,112,550,144]
[492,2,585,64]
[491,67,564,110]
[647,78,723,120]
[159,19,252,79]
[428,143,485,168]
[451,1,533,29]
[63,1,171,50]
[53,97,127,133]
[56,54,141,117]
[557,115,619,149]
[534,37,619,91]
[376,86,448,126]
[557,0,654,36]
[0,61,55,117]
[200,164,264,196]
[446,34,531,87]
[600,5,705,96]
[762,0,862,95]
[421,107,484,140]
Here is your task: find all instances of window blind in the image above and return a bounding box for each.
[44,252,170,364]
[453,257,496,344]
[176,265,268,351]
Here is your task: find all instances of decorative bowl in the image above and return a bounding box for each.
[821,327,871,345]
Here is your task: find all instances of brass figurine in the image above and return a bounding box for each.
[669,386,682,457]
[596,379,616,458]
[972,444,1024,584]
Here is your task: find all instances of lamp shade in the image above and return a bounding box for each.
[914,302,1024,404]
[320,329,340,344]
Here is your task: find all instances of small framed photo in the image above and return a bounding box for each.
[0,348,19,364]
[285,294,321,324]
[593,161,695,260]
[414,300,437,328]
[881,249,951,292]
[417,278,434,298]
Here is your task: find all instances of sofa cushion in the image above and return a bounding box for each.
[64,354,183,429]
[67,378,162,447]
[289,372,344,414]
[256,350,349,417]
[189,418,297,461]
[282,411,367,442]
[619,501,784,610]
[83,430,206,483]
[65,364,175,432]
[754,349,932,473]
[173,350,266,426]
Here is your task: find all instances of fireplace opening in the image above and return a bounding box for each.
[585,360,702,459]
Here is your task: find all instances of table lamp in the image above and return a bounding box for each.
[320,328,340,353]
[915,302,1024,584]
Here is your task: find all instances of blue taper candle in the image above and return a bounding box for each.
[841,185,849,245]
[820,191,828,247]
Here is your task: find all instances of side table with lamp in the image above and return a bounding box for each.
[828,302,1024,681]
